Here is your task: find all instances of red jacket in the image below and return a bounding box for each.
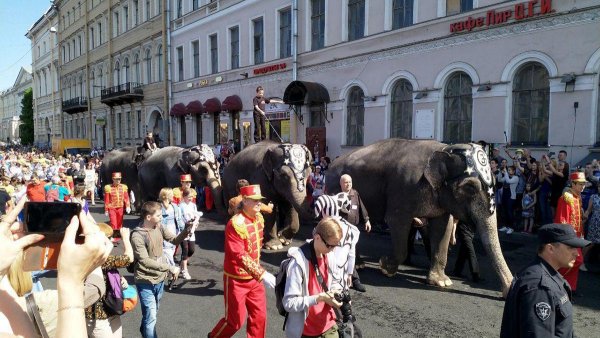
[104,183,130,211]
[554,189,583,237]
[223,211,265,281]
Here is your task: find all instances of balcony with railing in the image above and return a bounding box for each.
[62,97,88,114]
[100,82,144,106]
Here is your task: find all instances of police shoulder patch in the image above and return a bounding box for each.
[535,302,551,321]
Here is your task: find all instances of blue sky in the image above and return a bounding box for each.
[0,1,53,91]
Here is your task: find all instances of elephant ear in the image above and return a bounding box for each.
[424,150,451,191]
[262,148,276,181]
[177,149,190,173]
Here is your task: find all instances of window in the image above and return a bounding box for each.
[180,116,187,144]
[126,111,131,138]
[177,0,183,18]
[114,12,120,36]
[114,61,121,85]
[134,0,139,25]
[62,45,66,63]
[393,0,413,29]
[157,45,163,81]
[134,54,140,83]
[98,22,103,45]
[192,40,200,77]
[177,46,184,81]
[309,104,326,127]
[123,58,130,83]
[253,18,264,64]
[196,116,202,144]
[311,0,325,50]
[137,110,142,138]
[348,0,365,41]
[116,113,121,138]
[145,49,152,83]
[443,72,473,143]
[446,0,473,16]
[229,27,239,69]
[210,34,218,74]
[90,71,95,97]
[280,8,292,58]
[193,0,199,11]
[90,27,95,49]
[511,62,549,145]
[145,0,150,20]
[124,6,129,31]
[98,67,103,95]
[390,79,413,138]
[346,86,364,146]
[78,35,82,56]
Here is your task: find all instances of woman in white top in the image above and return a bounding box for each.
[84,162,97,205]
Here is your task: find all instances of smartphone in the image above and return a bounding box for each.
[22,202,82,271]
[548,151,556,157]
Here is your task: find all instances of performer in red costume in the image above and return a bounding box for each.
[104,172,131,232]
[554,171,586,292]
[173,174,197,205]
[208,185,276,338]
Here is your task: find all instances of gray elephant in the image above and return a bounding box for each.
[137,145,225,214]
[99,147,147,210]
[325,139,513,295]
[221,141,313,250]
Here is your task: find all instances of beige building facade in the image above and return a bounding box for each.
[170,0,600,165]
[52,0,168,149]
[26,6,62,147]
[0,67,32,144]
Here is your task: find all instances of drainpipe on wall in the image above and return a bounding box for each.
[291,0,298,143]
[164,0,173,146]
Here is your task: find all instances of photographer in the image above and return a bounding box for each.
[282,218,343,338]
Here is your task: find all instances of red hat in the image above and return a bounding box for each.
[112,172,122,179]
[180,174,192,182]
[240,185,265,200]
[570,171,586,183]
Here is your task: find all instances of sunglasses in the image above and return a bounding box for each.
[319,234,340,249]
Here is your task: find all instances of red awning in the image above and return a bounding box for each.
[186,100,205,115]
[222,95,243,111]
[204,97,222,113]
[170,103,187,117]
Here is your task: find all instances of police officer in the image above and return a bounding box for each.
[500,223,591,337]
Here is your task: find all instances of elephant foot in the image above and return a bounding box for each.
[379,256,399,277]
[263,238,283,251]
[427,271,453,287]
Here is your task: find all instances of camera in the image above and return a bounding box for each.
[548,151,556,157]
[334,290,354,323]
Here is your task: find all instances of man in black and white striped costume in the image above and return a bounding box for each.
[314,193,361,291]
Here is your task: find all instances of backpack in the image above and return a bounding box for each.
[275,243,312,329]
[45,185,60,202]
[103,269,124,316]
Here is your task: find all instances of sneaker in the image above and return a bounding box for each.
[506,228,514,235]
[499,227,508,232]
[182,269,192,280]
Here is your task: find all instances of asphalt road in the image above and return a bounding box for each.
[44,202,600,337]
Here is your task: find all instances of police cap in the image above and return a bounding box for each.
[538,223,591,248]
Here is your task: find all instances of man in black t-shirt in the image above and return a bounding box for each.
[0,188,11,215]
[252,86,282,143]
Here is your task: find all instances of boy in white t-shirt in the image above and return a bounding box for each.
[178,188,202,279]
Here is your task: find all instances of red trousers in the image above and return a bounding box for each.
[108,207,124,230]
[559,248,583,292]
[209,275,266,338]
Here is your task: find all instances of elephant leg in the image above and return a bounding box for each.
[278,207,299,243]
[262,210,282,250]
[379,218,412,277]
[426,214,453,287]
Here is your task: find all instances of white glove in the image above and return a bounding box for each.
[126,207,131,214]
[169,266,181,277]
[262,272,276,289]
[104,211,109,216]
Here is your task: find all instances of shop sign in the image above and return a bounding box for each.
[95,118,106,126]
[253,63,287,75]
[449,0,554,33]
[265,102,288,113]
[199,79,209,86]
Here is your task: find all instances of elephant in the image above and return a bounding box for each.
[325,139,513,295]
[137,144,225,215]
[99,146,148,210]
[221,141,313,250]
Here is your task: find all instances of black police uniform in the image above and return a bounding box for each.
[500,256,573,337]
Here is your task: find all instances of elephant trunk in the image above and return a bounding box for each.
[476,213,513,297]
[289,190,313,220]
[207,175,226,217]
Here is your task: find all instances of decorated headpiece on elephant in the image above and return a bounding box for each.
[222,141,313,250]
[325,139,513,296]
[137,145,224,214]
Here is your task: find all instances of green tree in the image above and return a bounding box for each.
[19,87,34,145]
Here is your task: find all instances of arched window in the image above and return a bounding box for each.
[134,54,140,84]
[145,49,152,84]
[511,62,549,145]
[390,79,413,139]
[98,67,103,95]
[443,72,472,143]
[157,45,163,81]
[90,71,95,97]
[346,86,364,146]
[114,60,121,85]
[123,58,130,83]
[79,75,84,98]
